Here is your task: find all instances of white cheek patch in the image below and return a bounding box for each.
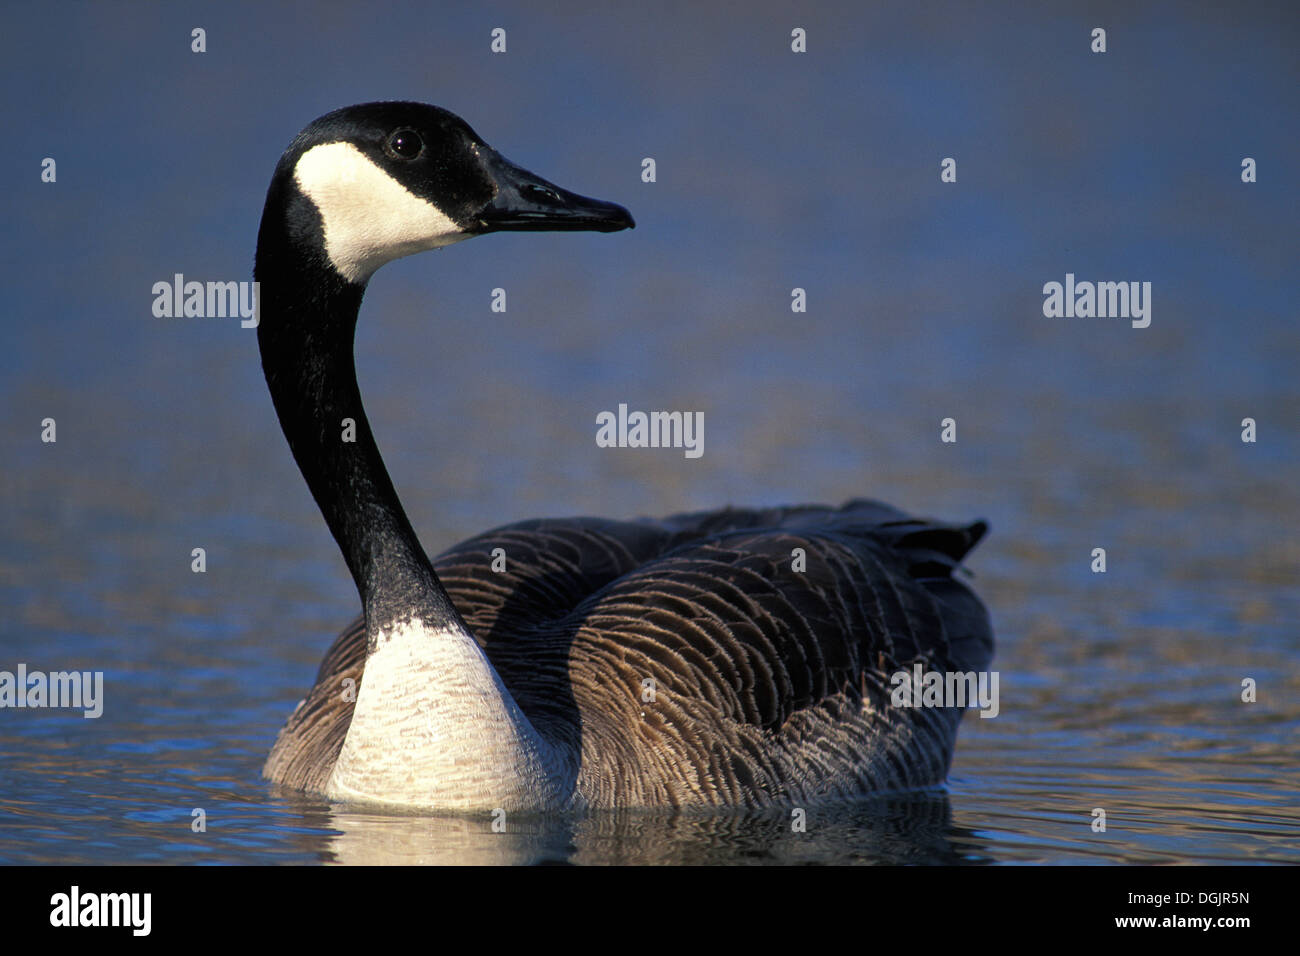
[293,141,469,283]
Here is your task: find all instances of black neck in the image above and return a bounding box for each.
[255,203,462,635]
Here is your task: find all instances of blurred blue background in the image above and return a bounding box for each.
[0,1,1296,863]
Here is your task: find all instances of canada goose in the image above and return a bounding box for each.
[258,102,994,811]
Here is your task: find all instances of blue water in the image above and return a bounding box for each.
[1,1,1297,864]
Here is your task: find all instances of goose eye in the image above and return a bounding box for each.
[387,129,423,159]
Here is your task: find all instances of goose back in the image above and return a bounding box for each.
[265,498,992,807]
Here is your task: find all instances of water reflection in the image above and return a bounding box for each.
[269,791,991,866]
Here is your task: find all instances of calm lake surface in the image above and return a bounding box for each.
[1,2,1296,864]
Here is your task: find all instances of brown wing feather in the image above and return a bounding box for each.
[265,499,992,804]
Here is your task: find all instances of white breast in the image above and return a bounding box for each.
[325,618,570,811]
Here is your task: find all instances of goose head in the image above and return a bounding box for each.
[252,102,634,648]
[260,101,634,286]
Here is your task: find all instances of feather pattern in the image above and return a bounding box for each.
[265,498,992,808]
